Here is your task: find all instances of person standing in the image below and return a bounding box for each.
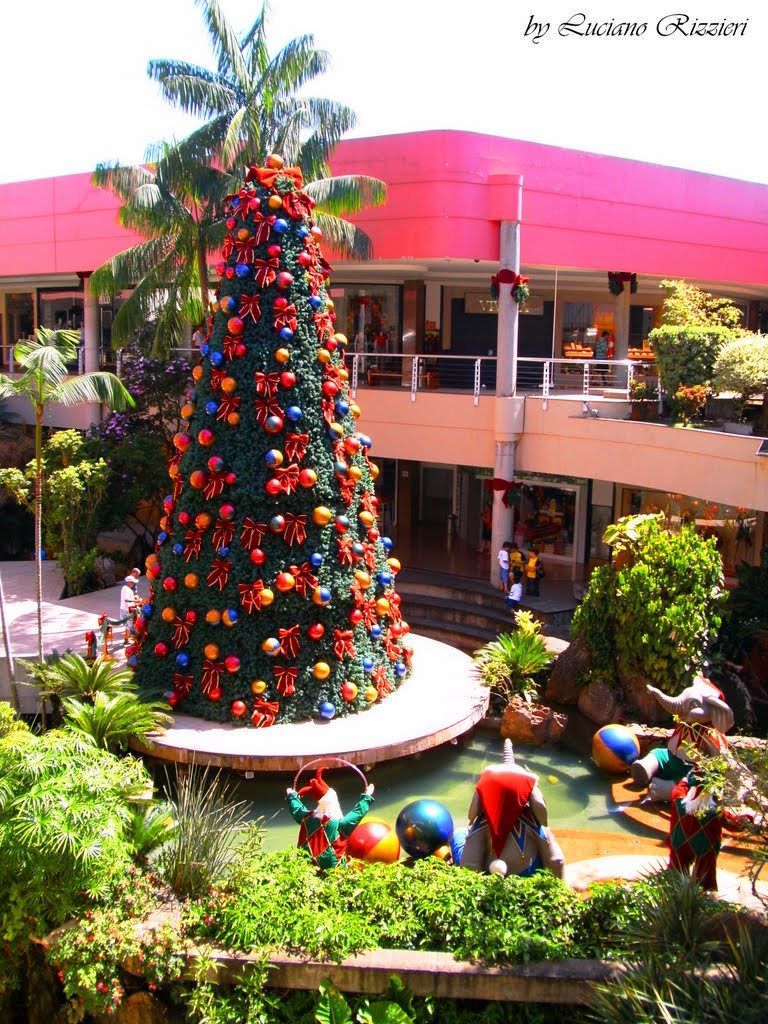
[497,541,511,592]
[524,547,542,598]
[478,503,492,554]
[509,542,524,575]
[593,331,613,386]
[118,567,141,643]
[191,323,206,350]
[505,569,523,615]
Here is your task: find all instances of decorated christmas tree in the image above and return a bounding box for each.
[132,156,412,726]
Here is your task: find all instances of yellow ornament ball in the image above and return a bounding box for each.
[184,573,199,589]
[313,661,331,680]
[359,510,375,528]
[221,377,238,395]
[267,153,284,169]
[313,506,332,526]
[192,365,204,382]
[333,333,348,347]
[268,194,283,210]
[348,465,362,482]
[251,679,267,695]
[376,598,391,617]
[260,588,275,607]
[354,570,372,588]
[204,642,221,660]
[317,348,331,364]
[227,412,241,426]
[350,403,362,419]
[205,610,222,627]
[338,367,349,382]
[326,299,335,312]
[369,462,380,480]
[365,686,378,703]
[161,607,176,623]
[387,558,401,575]
[275,348,291,364]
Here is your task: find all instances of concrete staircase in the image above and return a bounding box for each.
[396,570,577,655]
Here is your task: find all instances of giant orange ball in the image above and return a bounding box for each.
[347,819,400,864]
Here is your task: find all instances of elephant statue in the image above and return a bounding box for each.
[458,739,565,879]
[630,673,734,802]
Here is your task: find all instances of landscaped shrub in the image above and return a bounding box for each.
[712,333,768,425]
[649,324,734,419]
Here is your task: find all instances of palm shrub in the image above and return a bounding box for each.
[62,690,173,752]
[473,611,554,707]
[20,651,137,728]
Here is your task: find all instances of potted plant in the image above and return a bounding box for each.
[712,334,768,435]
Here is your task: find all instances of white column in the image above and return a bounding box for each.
[82,274,99,374]
[614,284,631,360]
[490,178,524,583]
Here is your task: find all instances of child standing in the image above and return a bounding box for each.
[509,542,524,575]
[525,547,542,597]
[505,569,523,615]
[497,541,511,592]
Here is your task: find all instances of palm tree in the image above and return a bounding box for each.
[0,329,134,672]
[91,0,386,357]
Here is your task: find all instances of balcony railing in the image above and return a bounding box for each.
[349,353,658,406]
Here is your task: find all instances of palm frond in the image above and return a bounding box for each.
[147,58,235,120]
[305,174,388,216]
[310,210,376,262]
[58,372,135,411]
[197,0,251,85]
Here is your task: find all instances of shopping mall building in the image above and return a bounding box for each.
[1,130,767,582]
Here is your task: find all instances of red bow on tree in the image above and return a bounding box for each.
[202,659,227,694]
[254,395,283,427]
[215,394,241,422]
[251,210,276,245]
[401,644,413,670]
[229,187,253,220]
[338,476,356,506]
[240,294,261,322]
[274,665,298,696]
[337,536,355,566]
[238,580,265,613]
[253,257,279,288]
[221,335,239,361]
[210,368,227,392]
[203,476,226,501]
[212,518,236,551]
[252,165,304,189]
[172,673,194,699]
[289,562,318,596]
[251,697,280,728]
[172,616,193,649]
[207,557,233,591]
[362,542,377,571]
[324,362,347,389]
[313,308,334,341]
[360,490,377,515]
[373,664,393,698]
[282,513,307,546]
[333,629,356,660]
[320,397,336,427]
[221,235,235,260]
[385,589,402,623]
[284,432,309,462]
[278,625,301,659]
[234,236,257,264]
[184,529,204,562]
[282,190,313,220]
[275,463,300,494]
[273,303,298,333]
[254,371,280,398]
[240,517,267,551]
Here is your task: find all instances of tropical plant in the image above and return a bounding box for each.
[657,279,744,330]
[672,382,709,425]
[157,762,255,898]
[61,689,173,752]
[0,329,134,665]
[91,0,386,357]
[713,332,768,425]
[20,651,133,726]
[473,611,554,704]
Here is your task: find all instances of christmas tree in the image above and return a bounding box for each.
[131,156,412,726]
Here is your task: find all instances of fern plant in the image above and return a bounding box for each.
[473,612,553,704]
[62,690,172,752]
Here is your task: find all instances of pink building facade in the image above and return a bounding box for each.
[1,131,767,581]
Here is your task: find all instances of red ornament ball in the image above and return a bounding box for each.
[273,296,288,310]
[231,700,247,718]
[308,623,325,640]
[190,470,207,489]
[219,503,235,520]
[162,577,178,593]
[349,608,363,625]
[322,380,338,397]
[208,687,223,702]
[225,655,241,674]
[178,511,190,527]
[299,468,317,488]
[277,271,294,289]
[265,478,282,496]
[280,371,296,389]
[250,548,266,566]
[154,642,169,658]
[198,429,215,448]
[227,316,244,336]
[225,471,237,485]
[184,610,197,623]
[267,244,282,258]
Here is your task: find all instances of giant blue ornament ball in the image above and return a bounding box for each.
[450,826,468,866]
[592,724,641,773]
[319,701,336,720]
[396,800,455,859]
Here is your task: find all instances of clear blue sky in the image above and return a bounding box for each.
[3,0,765,185]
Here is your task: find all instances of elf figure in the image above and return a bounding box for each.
[285,767,374,868]
[668,771,723,891]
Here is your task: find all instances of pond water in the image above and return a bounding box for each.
[231,731,650,854]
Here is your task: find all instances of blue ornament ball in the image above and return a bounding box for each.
[157,531,168,545]
[319,701,336,720]
[309,294,322,309]
[210,351,224,367]
[378,571,392,586]
[381,537,394,551]
[220,295,236,313]
[217,546,229,557]
[273,218,289,234]
[286,405,303,422]
[351,542,364,558]
[369,623,382,638]
[450,826,468,866]
[279,326,294,341]
[359,434,372,449]
[310,552,324,568]
[235,262,251,278]
[143,605,154,619]
[299,225,310,239]
[335,399,350,417]
[206,401,219,415]
[362,656,374,673]
[226,607,239,625]
[396,800,455,859]
[172,543,183,556]
[591,724,641,774]
[395,661,407,677]
[176,652,190,667]
[127,655,138,669]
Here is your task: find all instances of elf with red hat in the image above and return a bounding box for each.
[285,767,374,869]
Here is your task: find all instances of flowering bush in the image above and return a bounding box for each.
[673,383,708,425]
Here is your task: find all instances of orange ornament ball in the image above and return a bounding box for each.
[316,348,331,365]
[161,607,176,623]
[326,299,335,311]
[341,680,358,702]
[251,679,267,695]
[205,610,222,627]
[204,642,221,660]
[313,661,331,680]
[364,686,378,703]
[145,553,158,568]
[359,511,375,528]
[190,470,207,489]
[348,465,362,482]
[237,228,251,241]
[260,588,275,607]
[369,462,380,479]
[267,194,283,210]
[354,570,371,588]
[376,598,391,617]
[226,412,241,426]
[275,348,291,364]
[221,377,238,395]
[180,404,195,420]
[338,367,349,382]
[195,512,212,530]
[168,463,181,479]
[184,573,199,589]
[275,572,296,593]
[267,153,284,169]
[313,506,332,526]
[192,365,204,382]
[387,558,401,575]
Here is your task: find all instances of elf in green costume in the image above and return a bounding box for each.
[286,767,374,868]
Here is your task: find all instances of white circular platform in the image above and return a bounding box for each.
[133,633,489,772]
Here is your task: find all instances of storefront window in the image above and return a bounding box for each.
[622,488,759,577]
[561,302,615,358]
[38,289,84,331]
[328,285,401,357]
[512,483,577,558]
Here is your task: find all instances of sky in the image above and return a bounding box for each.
[2,0,766,185]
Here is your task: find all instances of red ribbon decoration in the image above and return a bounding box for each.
[183,529,204,562]
[282,190,313,220]
[324,362,347,389]
[313,308,334,341]
[274,665,298,696]
[240,294,261,322]
[490,268,529,295]
[278,624,301,659]
[288,562,318,597]
[273,303,298,333]
[228,187,253,220]
[321,396,336,427]
[402,644,413,670]
[202,659,227,695]
[210,368,227,392]
[221,235,235,260]
[172,616,192,649]
[255,395,283,427]
[251,211,277,245]
[215,394,241,422]
[238,580,265,613]
[212,518,236,552]
[207,557,233,591]
[251,697,280,728]
[362,542,377,571]
[338,476,356,506]
[254,371,280,398]
[384,588,402,623]
[360,490,377,515]
[252,165,304,189]
[373,664,393,698]
[383,632,402,662]
[221,336,238,362]
[333,629,356,660]
[240,517,267,551]
[172,673,194,699]
[203,476,226,501]
[253,257,279,288]
[282,513,307,546]
[284,432,309,463]
[337,537,355,566]
[275,463,300,494]
[234,236,257,264]
[172,473,183,503]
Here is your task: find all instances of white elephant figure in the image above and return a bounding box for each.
[458,739,565,879]
[630,673,734,802]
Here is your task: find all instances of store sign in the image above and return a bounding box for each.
[465,293,498,314]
